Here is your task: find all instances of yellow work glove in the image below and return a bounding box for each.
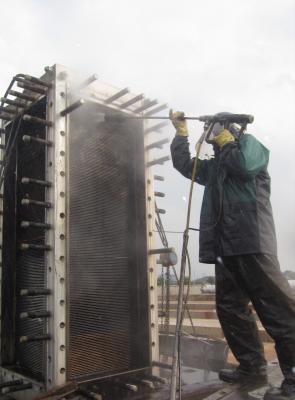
[213,129,235,149]
[169,109,188,137]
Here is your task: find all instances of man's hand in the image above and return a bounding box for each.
[213,129,235,149]
[169,109,188,137]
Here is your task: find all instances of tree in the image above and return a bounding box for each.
[206,276,216,284]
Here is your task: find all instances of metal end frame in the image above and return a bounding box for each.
[46,64,67,388]
[144,119,160,364]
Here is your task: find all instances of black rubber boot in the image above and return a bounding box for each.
[219,366,268,385]
[264,381,295,400]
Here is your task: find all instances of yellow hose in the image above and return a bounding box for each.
[170,136,205,400]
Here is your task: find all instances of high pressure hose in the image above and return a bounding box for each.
[170,135,205,400]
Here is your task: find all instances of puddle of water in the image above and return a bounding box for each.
[181,366,219,385]
[159,365,219,386]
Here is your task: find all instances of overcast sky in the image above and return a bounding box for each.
[1,0,295,276]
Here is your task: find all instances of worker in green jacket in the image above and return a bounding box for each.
[170,111,295,400]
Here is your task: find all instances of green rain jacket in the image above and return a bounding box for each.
[170,134,277,263]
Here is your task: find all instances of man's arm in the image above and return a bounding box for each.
[220,134,269,179]
[170,135,211,185]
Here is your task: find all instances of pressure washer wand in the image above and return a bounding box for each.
[104,113,254,123]
[133,114,254,123]
[104,114,201,122]
[125,116,200,120]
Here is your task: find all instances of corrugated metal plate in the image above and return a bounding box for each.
[67,106,150,380]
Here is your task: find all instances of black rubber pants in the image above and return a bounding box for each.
[215,254,295,383]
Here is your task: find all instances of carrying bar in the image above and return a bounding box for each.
[0,106,16,114]
[1,97,27,107]
[20,288,51,296]
[9,89,37,102]
[21,198,52,208]
[23,114,53,126]
[20,311,51,319]
[20,334,51,343]
[60,98,85,116]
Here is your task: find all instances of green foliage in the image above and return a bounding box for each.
[194,275,215,284]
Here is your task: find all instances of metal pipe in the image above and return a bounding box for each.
[21,198,52,208]
[20,311,51,319]
[0,115,12,121]
[21,177,52,186]
[1,97,26,107]
[144,103,168,116]
[145,138,169,150]
[0,380,23,389]
[149,247,174,255]
[120,94,144,108]
[20,334,51,343]
[23,114,53,126]
[20,243,52,251]
[134,99,158,113]
[20,288,51,296]
[9,89,37,102]
[105,87,129,104]
[154,175,164,181]
[20,220,51,229]
[154,191,165,197]
[60,98,85,116]
[147,156,170,167]
[17,81,47,95]
[22,135,52,146]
